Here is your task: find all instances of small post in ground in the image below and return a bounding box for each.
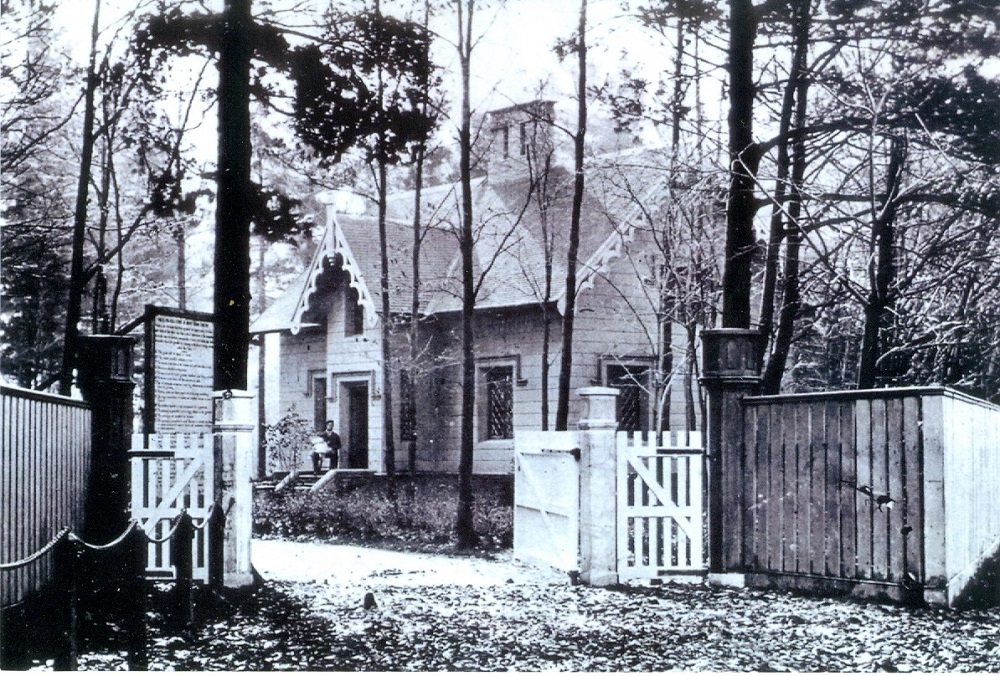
[125,524,148,670]
[53,537,78,671]
[171,511,195,632]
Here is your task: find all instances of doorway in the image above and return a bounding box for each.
[341,382,369,469]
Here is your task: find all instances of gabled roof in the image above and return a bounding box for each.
[251,147,672,334]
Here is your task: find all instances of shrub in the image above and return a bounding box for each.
[253,475,513,552]
[264,410,314,475]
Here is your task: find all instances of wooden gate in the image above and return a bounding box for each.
[513,431,580,572]
[617,431,705,580]
[130,433,214,581]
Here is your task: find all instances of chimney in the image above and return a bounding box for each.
[485,100,556,184]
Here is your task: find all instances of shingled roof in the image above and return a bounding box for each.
[251,146,670,334]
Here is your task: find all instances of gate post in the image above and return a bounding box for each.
[700,329,761,578]
[577,386,619,586]
[212,389,255,589]
[77,334,136,544]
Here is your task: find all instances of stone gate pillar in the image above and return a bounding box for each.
[213,389,254,588]
[577,386,619,586]
[700,329,762,577]
[77,334,135,544]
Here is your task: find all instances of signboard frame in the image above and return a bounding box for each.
[141,305,215,434]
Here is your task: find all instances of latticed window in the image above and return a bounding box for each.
[607,364,650,433]
[484,366,514,440]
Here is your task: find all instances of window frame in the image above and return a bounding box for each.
[476,360,516,443]
[344,285,365,337]
[604,360,653,434]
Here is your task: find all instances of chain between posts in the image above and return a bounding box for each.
[1,510,219,568]
[0,527,72,570]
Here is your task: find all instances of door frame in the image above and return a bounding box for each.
[339,379,369,469]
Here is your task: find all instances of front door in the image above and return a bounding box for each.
[345,383,368,469]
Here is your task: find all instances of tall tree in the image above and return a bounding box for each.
[59,0,102,395]
[1,0,74,388]
[554,0,589,430]
[290,1,437,484]
[759,0,812,394]
[454,0,478,549]
[720,0,759,329]
[213,0,254,391]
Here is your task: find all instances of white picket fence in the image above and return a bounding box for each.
[130,433,214,581]
[616,431,705,580]
[514,428,707,582]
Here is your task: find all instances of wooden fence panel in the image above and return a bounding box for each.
[741,392,927,587]
[822,400,840,577]
[939,391,1000,602]
[130,434,214,581]
[768,403,785,572]
[901,397,922,584]
[838,399,857,579]
[854,399,874,579]
[513,431,580,572]
[737,387,1000,605]
[617,432,704,579]
[2,385,91,609]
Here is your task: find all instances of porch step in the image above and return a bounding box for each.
[268,469,378,493]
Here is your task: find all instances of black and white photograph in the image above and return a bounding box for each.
[2,0,1000,670]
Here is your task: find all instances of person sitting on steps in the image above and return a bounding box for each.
[311,421,341,473]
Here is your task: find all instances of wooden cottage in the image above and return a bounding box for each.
[251,101,706,474]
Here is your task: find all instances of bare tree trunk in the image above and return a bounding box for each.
[213,0,253,391]
[373,0,396,487]
[555,0,587,431]
[407,0,431,474]
[408,147,424,473]
[761,0,812,394]
[721,0,759,329]
[857,135,906,389]
[59,0,101,395]
[685,322,698,431]
[176,225,188,310]
[377,157,396,483]
[455,0,478,549]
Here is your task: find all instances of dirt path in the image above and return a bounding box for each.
[252,537,568,586]
[64,538,1000,671]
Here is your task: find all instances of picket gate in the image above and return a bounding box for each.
[513,431,581,572]
[130,433,214,581]
[617,431,706,580]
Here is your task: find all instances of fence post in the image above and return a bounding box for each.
[77,335,136,545]
[577,387,619,586]
[212,389,255,589]
[208,502,225,588]
[171,511,195,632]
[53,537,78,671]
[700,329,762,579]
[125,524,148,670]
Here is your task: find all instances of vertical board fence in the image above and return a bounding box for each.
[1,384,91,609]
[130,433,214,581]
[738,387,1000,605]
[617,431,705,580]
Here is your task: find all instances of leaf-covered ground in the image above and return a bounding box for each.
[55,539,1000,671]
